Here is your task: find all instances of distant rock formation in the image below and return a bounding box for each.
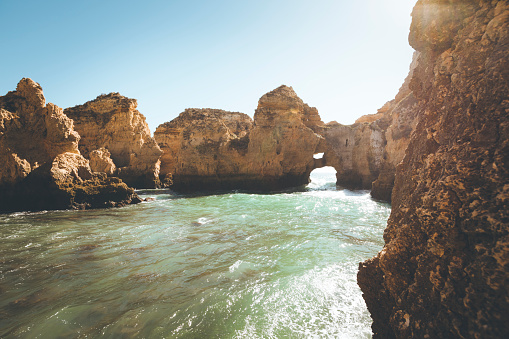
[64,93,162,188]
[358,1,509,338]
[155,86,327,191]
[155,108,253,191]
[154,83,420,193]
[370,52,420,201]
[0,79,140,212]
[321,119,388,190]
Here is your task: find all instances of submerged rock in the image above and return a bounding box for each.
[358,1,509,338]
[64,93,162,188]
[0,78,140,213]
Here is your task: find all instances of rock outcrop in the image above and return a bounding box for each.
[370,52,421,201]
[317,53,420,193]
[155,108,253,191]
[358,1,509,338]
[155,86,327,191]
[0,79,140,213]
[64,93,162,188]
[321,120,387,189]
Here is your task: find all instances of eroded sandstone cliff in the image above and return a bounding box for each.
[0,79,140,212]
[64,93,162,188]
[155,108,253,191]
[370,52,421,201]
[155,86,327,191]
[321,119,387,189]
[358,1,509,338]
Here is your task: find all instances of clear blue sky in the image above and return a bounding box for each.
[1,0,417,132]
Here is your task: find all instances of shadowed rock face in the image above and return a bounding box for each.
[358,1,509,338]
[65,93,162,188]
[0,79,140,213]
[155,86,327,191]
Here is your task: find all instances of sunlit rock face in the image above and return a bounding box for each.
[370,52,421,202]
[358,1,509,338]
[155,86,327,191]
[65,93,162,188]
[320,53,420,194]
[154,108,254,191]
[0,79,140,212]
[321,120,387,190]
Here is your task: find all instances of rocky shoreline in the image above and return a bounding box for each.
[0,79,141,213]
[1,75,414,210]
[1,0,507,336]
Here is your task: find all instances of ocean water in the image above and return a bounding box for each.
[0,167,390,338]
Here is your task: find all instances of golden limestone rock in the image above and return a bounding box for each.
[358,1,509,337]
[64,93,162,188]
[155,108,253,191]
[0,79,140,212]
[321,120,387,190]
[370,51,421,201]
[155,86,327,191]
[89,148,116,175]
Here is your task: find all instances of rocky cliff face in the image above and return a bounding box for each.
[154,108,253,191]
[64,93,162,188]
[155,86,327,191]
[319,53,420,193]
[0,79,140,212]
[358,1,509,338]
[322,120,387,189]
[370,52,421,201]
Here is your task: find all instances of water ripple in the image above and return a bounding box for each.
[0,169,390,338]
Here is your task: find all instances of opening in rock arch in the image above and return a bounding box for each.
[308,166,337,189]
[313,153,324,159]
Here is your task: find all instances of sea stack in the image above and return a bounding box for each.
[358,0,509,337]
[64,93,163,188]
[0,79,141,212]
[155,85,328,191]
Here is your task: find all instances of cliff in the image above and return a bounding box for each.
[0,79,140,212]
[358,1,509,338]
[154,108,253,191]
[322,120,387,189]
[64,93,162,188]
[370,52,421,201]
[155,86,327,191]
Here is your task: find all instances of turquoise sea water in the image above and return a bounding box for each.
[0,168,390,338]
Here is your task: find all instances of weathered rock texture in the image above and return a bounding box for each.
[358,1,509,338]
[317,53,420,193]
[321,120,388,189]
[155,108,253,191]
[64,93,162,188]
[155,86,327,191]
[0,79,140,212]
[370,52,421,201]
